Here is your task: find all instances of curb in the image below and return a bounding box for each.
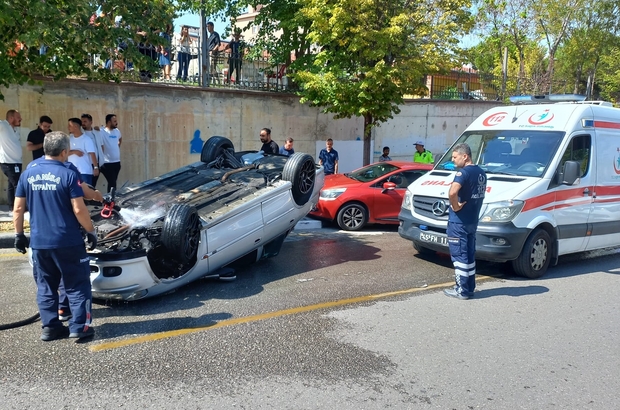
[0,233,16,249]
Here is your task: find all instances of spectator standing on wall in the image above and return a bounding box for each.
[378,146,391,162]
[207,22,221,83]
[0,109,23,212]
[14,131,96,341]
[413,140,434,164]
[101,114,122,192]
[319,138,339,175]
[259,128,279,154]
[159,23,173,81]
[225,29,243,84]
[27,115,53,160]
[80,114,105,188]
[176,25,193,82]
[279,137,294,156]
[67,118,97,186]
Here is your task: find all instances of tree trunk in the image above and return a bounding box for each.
[363,113,373,166]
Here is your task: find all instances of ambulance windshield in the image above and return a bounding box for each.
[435,130,565,177]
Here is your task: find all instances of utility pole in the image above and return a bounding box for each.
[200,3,209,87]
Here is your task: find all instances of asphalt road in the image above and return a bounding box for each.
[0,226,618,409]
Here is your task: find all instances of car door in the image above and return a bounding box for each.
[372,170,426,221]
[552,134,594,254]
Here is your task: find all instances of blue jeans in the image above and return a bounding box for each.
[177,52,190,80]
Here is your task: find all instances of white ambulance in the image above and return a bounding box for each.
[398,95,620,278]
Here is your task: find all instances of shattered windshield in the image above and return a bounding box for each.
[435,130,565,177]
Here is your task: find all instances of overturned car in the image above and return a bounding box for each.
[87,136,324,300]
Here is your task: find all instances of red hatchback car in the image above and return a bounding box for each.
[309,161,433,230]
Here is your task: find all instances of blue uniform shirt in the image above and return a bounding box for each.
[279,147,295,156]
[448,164,487,225]
[16,158,85,249]
[319,148,339,174]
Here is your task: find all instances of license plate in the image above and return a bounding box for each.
[419,231,448,246]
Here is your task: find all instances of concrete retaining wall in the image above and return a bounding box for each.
[0,79,502,203]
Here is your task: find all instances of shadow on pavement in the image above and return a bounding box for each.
[473,285,549,299]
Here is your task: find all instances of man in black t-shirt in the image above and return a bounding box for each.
[259,127,279,154]
[26,115,53,160]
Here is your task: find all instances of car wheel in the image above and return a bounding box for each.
[201,136,234,163]
[414,242,435,255]
[336,203,368,231]
[282,153,316,206]
[161,204,201,265]
[511,228,551,279]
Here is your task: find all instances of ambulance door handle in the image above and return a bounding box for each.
[583,188,591,196]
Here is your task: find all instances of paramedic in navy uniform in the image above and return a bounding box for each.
[444,143,486,300]
[13,131,97,341]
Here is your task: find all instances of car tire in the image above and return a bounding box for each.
[161,204,201,265]
[511,228,551,279]
[201,136,234,163]
[414,242,435,256]
[336,203,368,231]
[282,153,316,206]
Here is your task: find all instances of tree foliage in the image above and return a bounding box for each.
[294,0,473,165]
[471,0,620,100]
[0,0,177,99]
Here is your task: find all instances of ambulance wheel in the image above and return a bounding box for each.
[162,204,201,265]
[336,203,367,231]
[512,228,551,279]
[414,243,435,256]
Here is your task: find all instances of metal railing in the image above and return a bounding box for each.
[91,50,583,100]
[93,44,292,92]
[426,70,575,101]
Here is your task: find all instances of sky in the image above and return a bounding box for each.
[174,13,229,36]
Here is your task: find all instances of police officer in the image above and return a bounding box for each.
[413,140,434,164]
[444,143,486,300]
[14,131,97,341]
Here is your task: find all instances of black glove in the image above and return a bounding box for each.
[86,230,98,251]
[15,233,29,254]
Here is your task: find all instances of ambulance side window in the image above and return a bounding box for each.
[559,135,591,178]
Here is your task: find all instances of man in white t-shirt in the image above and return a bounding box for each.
[67,118,97,186]
[100,113,122,193]
[80,113,105,188]
[0,109,23,210]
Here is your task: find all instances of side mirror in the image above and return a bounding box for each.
[382,182,397,191]
[561,161,580,185]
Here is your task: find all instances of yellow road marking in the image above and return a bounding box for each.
[90,275,493,353]
[0,252,27,258]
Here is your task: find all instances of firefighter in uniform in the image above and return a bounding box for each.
[444,143,486,300]
[13,131,98,341]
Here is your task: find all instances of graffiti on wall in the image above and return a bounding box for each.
[190,130,204,154]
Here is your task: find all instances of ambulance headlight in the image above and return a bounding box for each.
[402,190,413,210]
[480,200,524,222]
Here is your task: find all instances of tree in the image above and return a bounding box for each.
[294,0,473,165]
[0,0,176,100]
